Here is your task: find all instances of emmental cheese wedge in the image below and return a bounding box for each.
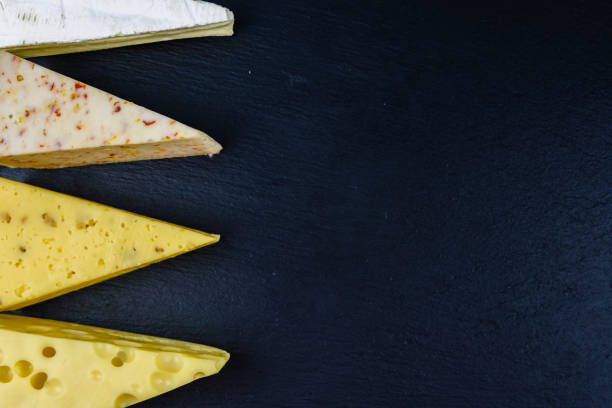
[0,0,234,58]
[0,177,219,310]
[0,314,229,407]
[0,51,222,168]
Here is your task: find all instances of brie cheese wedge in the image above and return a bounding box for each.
[0,0,234,57]
[0,51,222,168]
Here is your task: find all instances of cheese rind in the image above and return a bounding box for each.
[0,314,229,408]
[0,137,222,169]
[0,177,219,310]
[0,0,234,57]
[0,51,222,168]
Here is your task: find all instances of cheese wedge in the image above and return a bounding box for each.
[0,313,229,407]
[0,52,222,168]
[0,0,234,58]
[0,177,219,310]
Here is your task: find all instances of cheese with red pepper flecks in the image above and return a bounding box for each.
[0,52,222,168]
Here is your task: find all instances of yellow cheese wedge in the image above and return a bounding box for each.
[0,177,219,310]
[0,313,229,407]
[0,52,222,168]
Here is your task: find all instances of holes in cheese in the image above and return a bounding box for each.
[14,360,33,377]
[0,177,219,310]
[0,314,229,408]
[30,372,48,390]
[156,353,184,373]
[0,366,13,383]
[0,51,223,168]
[90,370,103,382]
[45,378,64,397]
[117,349,135,363]
[111,357,124,368]
[115,393,139,408]
[94,343,118,360]
[150,371,175,392]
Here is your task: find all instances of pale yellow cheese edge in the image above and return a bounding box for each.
[0,313,230,364]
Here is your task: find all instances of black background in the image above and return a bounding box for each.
[4,0,612,407]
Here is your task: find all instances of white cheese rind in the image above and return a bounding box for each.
[0,0,232,48]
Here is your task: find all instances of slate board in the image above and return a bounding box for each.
[5,0,612,407]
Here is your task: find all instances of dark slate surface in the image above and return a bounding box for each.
[4,0,612,407]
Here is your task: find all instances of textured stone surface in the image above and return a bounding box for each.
[7,0,612,407]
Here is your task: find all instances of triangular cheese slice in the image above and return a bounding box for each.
[0,177,219,310]
[0,51,222,168]
[0,314,229,407]
[0,0,234,58]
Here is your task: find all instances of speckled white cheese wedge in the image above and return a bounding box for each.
[0,0,234,57]
[0,52,222,168]
[0,314,229,408]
